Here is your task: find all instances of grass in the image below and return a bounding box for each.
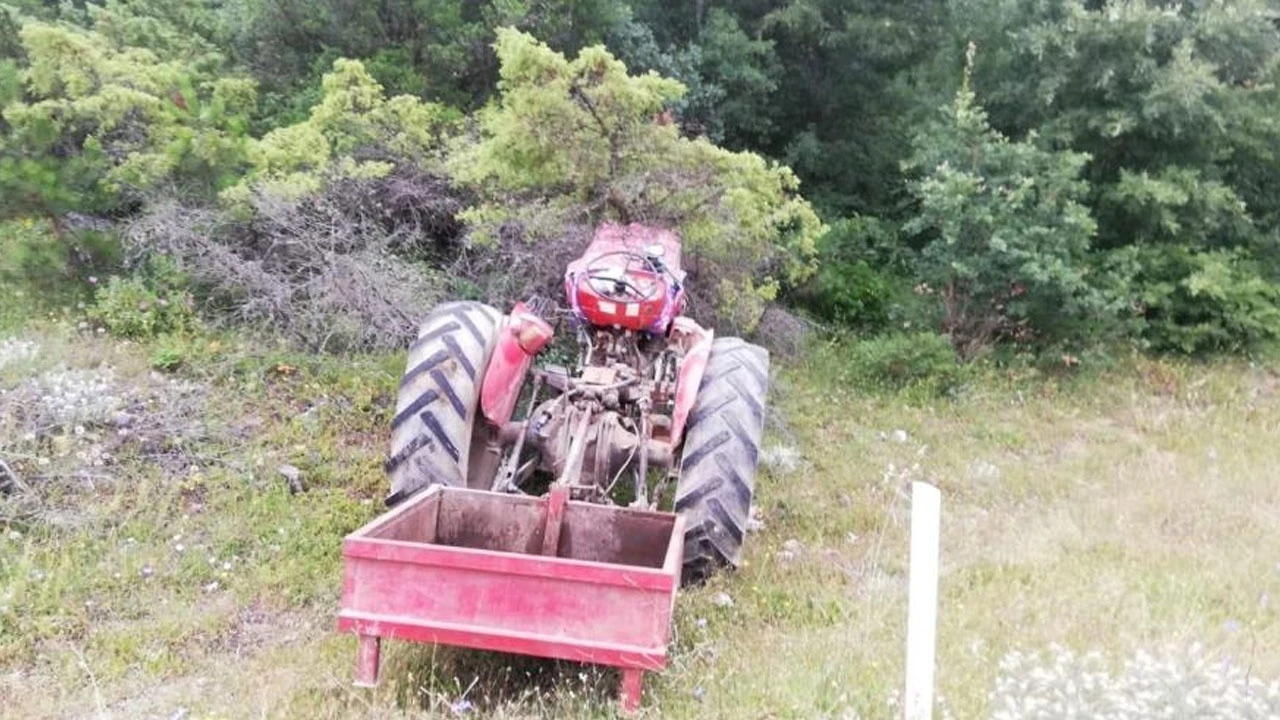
[2,319,1279,719]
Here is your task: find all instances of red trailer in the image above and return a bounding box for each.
[337,484,685,711]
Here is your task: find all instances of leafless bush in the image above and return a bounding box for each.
[127,163,803,348]
[0,357,211,527]
[126,168,465,351]
[448,208,595,312]
[326,168,466,257]
[752,305,815,358]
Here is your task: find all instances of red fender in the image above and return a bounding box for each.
[481,303,554,427]
[669,316,714,447]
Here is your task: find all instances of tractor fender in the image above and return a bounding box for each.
[480,302,554,427]
[669,316,714,446]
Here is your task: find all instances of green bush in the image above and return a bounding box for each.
[801,259,900,327]
[149,344,186,371]
[450,30,824,335]
[793,216,923,331]
[1108,246,1280,356]
[0,218,67,295]
[903,62,1104,360]
[1,16,259,217]
[89,276,196,339]
[0,218,112,326]
[845,331,963,391]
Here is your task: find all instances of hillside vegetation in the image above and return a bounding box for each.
[5,1,1280,356]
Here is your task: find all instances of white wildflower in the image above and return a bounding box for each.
[988,643,1280,719]
[0,337,40,370]
[760,445,802,475]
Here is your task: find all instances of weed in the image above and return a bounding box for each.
[149,345,186,372]
[88,276,196,339]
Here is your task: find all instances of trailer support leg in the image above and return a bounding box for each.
[354,634,381,687]
[620,668,644,714]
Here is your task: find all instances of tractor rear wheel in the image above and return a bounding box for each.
[385,301,504,506]
[674,337,769,583]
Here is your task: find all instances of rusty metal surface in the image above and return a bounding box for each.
[365,491,442,543]
[558,502,672,568]
[436,491,547,555]
[540,484,569,557]
[364,486,675,569]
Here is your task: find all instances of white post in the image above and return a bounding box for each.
[904,481,942,720]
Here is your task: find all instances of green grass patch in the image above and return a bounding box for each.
[2,323,1279,718]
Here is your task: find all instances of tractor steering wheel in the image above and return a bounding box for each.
[583,251,662,302]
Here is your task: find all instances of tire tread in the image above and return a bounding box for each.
[674,337,769,583]
[387,301,502,504]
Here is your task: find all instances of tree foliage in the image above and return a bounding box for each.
[453,29,823,332]
[609,6,781,148]
[960,0,1280,249]
[1107,245,1280,355]
[5,0,1280,358]
[224,58,458,204]
[0,12,255,219]
[904,51,1106,358]
[220,0,630,119]
[941,0,1280,354]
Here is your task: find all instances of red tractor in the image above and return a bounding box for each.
[338,222,769,711]
[384,221,769,581]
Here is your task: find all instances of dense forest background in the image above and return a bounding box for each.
[4,0,1280,368]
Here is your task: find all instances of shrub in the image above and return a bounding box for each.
[1,17,257,218]
[224,58,458,206]
[803,258,898,326]
[149,344,186,371]
[89,276,195,339]
[903,51,1107,360]
[0,217,115,325]
[450,29,824,335]
[1106,245,1280,355]
[0,218,67,301]
[845,331,963,392]
[792,216,922,331]
[124,184,451,352]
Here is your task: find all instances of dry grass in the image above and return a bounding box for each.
[2,325,1279,719]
